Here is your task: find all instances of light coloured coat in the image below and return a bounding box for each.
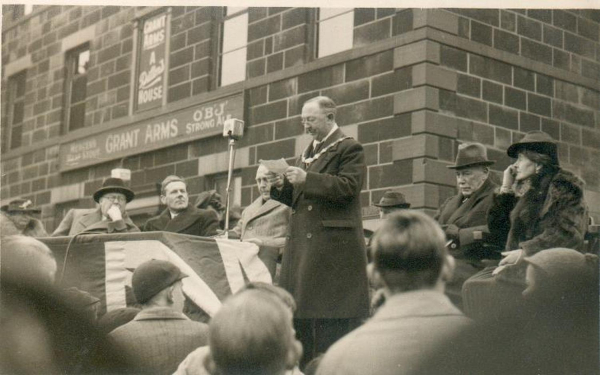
[316,290,472,375]
[51,208,139,236]
[231,197,291,249]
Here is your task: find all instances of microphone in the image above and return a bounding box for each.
[223,118,244,140]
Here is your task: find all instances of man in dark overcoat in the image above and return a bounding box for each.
[435,143,500,308]
[268,96,369,367]
[143,175,219,237]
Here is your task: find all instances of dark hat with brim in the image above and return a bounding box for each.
[447,142,495,169]
[132,259,188,304]
[374,190,411,208]
[93,177,135,203]
[506,131,558,165]
[1,199,41,214]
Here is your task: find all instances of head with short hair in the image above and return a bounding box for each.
[301,96,337,141]
[206,289,302,375]
[1,235,57,286]
[371,211,451,294]
[160,175,189,214]
[238,282,296,313]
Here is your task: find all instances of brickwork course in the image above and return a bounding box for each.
[2,6,599,232]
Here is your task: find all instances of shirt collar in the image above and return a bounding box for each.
[313,123,339,148]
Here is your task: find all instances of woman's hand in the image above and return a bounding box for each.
[493,249,524,276]
[502,164,517,189]
[499,249,524,266]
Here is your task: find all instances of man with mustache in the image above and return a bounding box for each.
[142,175,219,237]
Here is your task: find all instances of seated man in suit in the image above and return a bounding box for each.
[434,143,500,308]
[317,211,470,375]
[143,175,219,237]
[52,178,139,236]
[229,165,291,278]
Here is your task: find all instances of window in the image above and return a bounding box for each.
[316,8,354,58]
[64,45,90,132]
[219,7,248,87]
[210,173,242,207]
[5,71,27,151]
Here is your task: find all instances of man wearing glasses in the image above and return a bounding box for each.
[267,96,369,367]
[52,177,140,236]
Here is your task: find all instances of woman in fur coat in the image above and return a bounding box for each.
[0,199,48,237]
[488,131,588,271]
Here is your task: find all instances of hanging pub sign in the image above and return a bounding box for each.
[137,12,168,112]
[58,94,244,171]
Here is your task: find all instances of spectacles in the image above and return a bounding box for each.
[102,194,126,203]
[301,116,318,124]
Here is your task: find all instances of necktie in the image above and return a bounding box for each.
[312,142,322,157]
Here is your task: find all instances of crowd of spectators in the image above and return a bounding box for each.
[1,94,597,375]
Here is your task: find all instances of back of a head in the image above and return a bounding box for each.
[1,235,57,286]
[237,282,296,313]
[371,211,447,293]
[0,278,133,374]
[209,290,294,375]
[524,248,599,307]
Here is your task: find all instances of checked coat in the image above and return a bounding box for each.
[109,307,209,375]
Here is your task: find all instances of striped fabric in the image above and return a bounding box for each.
[39,232,272,318]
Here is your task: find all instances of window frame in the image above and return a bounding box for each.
[4,70,27,151]
[314,8,355,59]
[217,7,249,88]
[63,43,90,133]
[207,171,242,208]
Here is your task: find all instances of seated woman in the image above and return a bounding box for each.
[0,199,48,237]
[489,131,588,273]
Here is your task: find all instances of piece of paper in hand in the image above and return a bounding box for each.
[259,158,289,174]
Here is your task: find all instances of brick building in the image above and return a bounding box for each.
[2,6,599,233]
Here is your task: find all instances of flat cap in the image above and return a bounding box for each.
[132,259,188,304]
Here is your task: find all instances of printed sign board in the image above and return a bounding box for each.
[137,12,168,112]
[59,94,244,171]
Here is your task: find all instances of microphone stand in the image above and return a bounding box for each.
[223,132,237,239]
